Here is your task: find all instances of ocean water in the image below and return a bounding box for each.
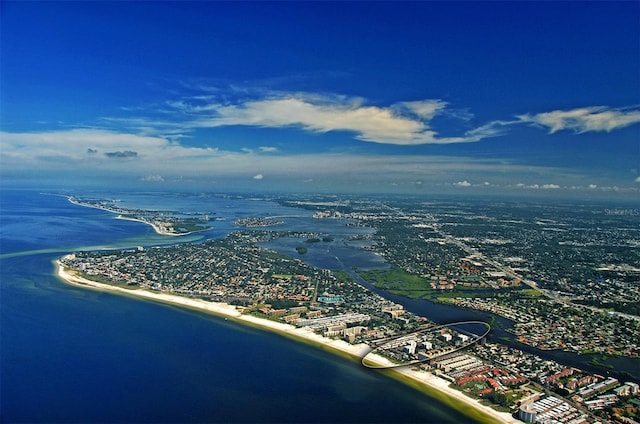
[0,190,477,423]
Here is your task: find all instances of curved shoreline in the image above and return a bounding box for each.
[55,258,518,424]
[115,215,206,237]
[66,196,209,237]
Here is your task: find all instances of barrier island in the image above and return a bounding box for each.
[56,231,516,424]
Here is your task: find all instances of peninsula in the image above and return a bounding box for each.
[66,195,213,236]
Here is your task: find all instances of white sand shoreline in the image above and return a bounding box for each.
[55,258,518,424]
[66,196,207,237]
[115,215,184,236]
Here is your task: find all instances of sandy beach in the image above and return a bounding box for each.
[56,258,518,424]
[66,196,206,236]
[115,215,184,236]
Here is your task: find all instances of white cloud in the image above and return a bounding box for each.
[203,97,427,144]
[241,146,277,154]
[588,184,598,189]
[0,129,221,169]
[0,129,540,178]
[4,127,637,195]
[140,174,165,182]
[514,183,562,190]
[190,95,502,145]
[518,106,640,133]
[103,86,640,148]
[635,176,640,184]
[397,100,447,120]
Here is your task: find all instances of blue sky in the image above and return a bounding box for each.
[1,1,639,197]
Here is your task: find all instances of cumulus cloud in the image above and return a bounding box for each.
[105,150,138,159]
[514,183,564,190]
[253,173,264,180]
[518,106,640,133]
[541,183,560,189]
[454,180,472,187]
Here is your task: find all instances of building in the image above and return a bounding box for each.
[519,395,587,424]
[615,382,640,397]
[404,341,417,355]
[518,403,537,423]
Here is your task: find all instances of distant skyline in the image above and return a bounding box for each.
[1,1,639,197]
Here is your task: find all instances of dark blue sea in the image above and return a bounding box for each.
[0,190,477,423]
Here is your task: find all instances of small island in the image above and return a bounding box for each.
[234,217,284,228]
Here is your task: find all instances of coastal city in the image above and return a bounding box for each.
[58,194,640,424]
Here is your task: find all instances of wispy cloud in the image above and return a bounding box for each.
[175,94,502,145]
[4,127,638,194]
[0,129,567,180]
[0,129,216,165]
[140,174,165,182]
[199,96,433,145]
[396,100,448,120]
[518,106,640,133]
[241,146,279,154]
[98,86,640,147]
[105,150,138,159]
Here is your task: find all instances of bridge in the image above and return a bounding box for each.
[362,321,491,369]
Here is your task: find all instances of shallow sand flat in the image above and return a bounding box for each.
[56,259,518,424]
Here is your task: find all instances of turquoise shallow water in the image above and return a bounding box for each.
[1,190,476,423]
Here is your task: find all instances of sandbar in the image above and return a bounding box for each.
[55,257,518,424]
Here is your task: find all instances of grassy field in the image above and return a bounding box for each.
[357,267,530,301]
[357,267,434,299]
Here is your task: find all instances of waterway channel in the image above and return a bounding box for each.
[261,232,640,384]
